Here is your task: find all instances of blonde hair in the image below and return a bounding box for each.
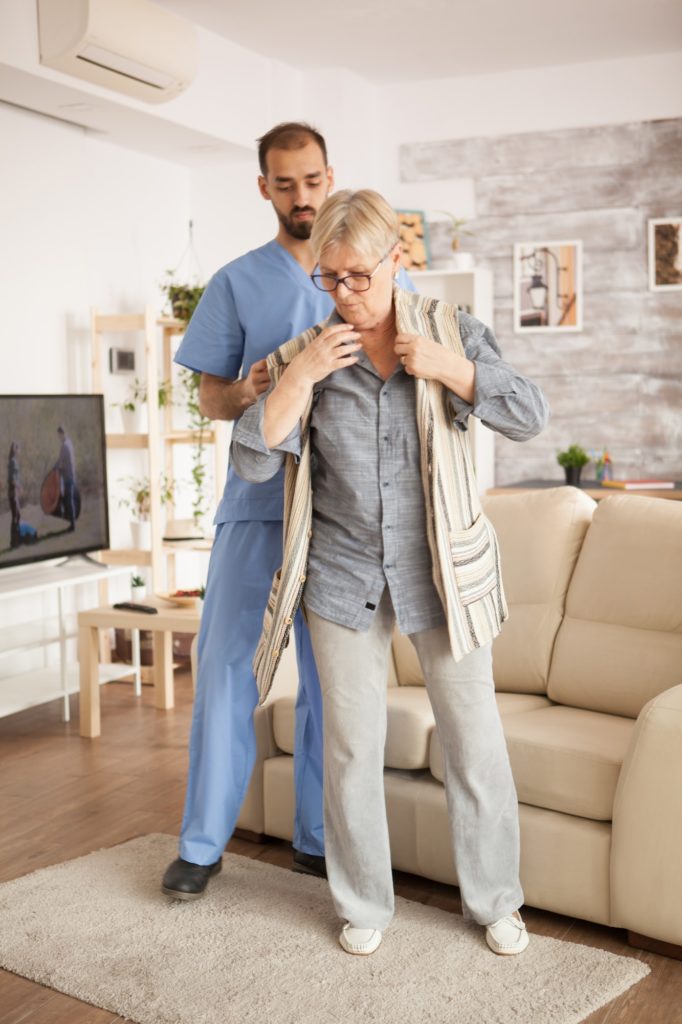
[311,189,399,262]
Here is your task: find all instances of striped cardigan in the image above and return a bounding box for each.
[252,285,508,704]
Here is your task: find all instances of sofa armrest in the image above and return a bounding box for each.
[611,683,682,944]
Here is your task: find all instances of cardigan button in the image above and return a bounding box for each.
[299,574,306,582]
[285,617,293,625]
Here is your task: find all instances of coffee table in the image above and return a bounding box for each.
[78,599,201,738]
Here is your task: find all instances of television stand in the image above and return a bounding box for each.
[58,552,107,569]
[0,560,132,723]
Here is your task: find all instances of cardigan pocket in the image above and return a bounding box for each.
[448,514,498,607]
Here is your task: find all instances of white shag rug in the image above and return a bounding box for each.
[0,834,649,1024]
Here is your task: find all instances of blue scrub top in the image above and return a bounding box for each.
[175,238,415,523]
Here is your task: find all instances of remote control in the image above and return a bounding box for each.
[113,601,158,614]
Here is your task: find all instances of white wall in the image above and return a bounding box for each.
[0,103,191,393]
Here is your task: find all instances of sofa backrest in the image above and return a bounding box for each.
[391,486,595,692]
[483,487,595,693]
[548,494,682,718]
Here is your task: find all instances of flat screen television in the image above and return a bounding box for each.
[0,394,110,571]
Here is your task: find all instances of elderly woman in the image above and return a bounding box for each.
[232,190,549,958]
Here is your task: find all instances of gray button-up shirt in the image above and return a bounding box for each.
[232,311,549,635]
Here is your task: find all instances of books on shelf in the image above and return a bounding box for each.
[601,479,675,490]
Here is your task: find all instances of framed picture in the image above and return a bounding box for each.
[513,240,583,333]
[648,218,682,291]
[395,209,430,271]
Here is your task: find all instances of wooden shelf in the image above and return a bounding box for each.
[165,429,217,444]
[98,548,153,566]
[93,306,227,594]
[95,313,146,331]
[106,433,149,449]
[156,316,186,331]
[162,539,213,553]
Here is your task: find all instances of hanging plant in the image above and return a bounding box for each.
[161,219,206,324]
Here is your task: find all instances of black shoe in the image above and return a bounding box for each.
[292,850,327,879]
[161,856,222,900]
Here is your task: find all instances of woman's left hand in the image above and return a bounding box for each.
[395,332,476,403]
[395,333,450,380]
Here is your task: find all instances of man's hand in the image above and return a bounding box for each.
[241,358,271,405]
[199,362,271,422]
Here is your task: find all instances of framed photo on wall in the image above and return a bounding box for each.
[648,218,682,291]
[513,240,583,333]
[395,209,430,271]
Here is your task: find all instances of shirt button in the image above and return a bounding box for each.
[384,563,392,570]
[382,481,389,487]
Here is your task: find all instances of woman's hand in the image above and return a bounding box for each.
[289,323,361,387]
[395,332,475,404]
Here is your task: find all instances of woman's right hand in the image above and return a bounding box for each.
[289,323,361,387]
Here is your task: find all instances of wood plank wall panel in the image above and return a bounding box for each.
[400,118,682,485]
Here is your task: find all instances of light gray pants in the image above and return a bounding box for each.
[307,590,524,930]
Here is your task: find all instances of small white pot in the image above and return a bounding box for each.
[131,584,147,602]
[449,251,475,271]
[130,520,151,551]
[120,405,145,434]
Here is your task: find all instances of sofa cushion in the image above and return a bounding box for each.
[429,692,553,782]
[503,706,635,821]
[482,487,595,694]
[385,687,435,769]
[272,695,296,755]
[272,688,437,770]
[548,494,682,718]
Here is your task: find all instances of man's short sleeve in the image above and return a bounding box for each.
[174,271,244,380]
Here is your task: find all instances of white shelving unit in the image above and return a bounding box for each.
[0,558,132,721]
[411,267,496,493]
[91,310,228,593]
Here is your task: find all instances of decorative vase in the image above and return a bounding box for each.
[130,520,151,550]
[563,466,583,487]
[120,405,145,434]
[449,251,475,271]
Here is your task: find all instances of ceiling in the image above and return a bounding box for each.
[156,0,682,83]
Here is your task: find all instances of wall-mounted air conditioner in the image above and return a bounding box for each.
[37,0,198,104]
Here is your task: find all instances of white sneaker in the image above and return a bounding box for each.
[339,924,382,956]
[485,911,529,955]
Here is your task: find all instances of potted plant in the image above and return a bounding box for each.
[433,212,475,271]
[557,444,590,487]
[118,474,173,550]
[131,573,147,601]
[160,276,205,323]
[114,378,173,434]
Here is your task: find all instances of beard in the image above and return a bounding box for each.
[276,205,316,240]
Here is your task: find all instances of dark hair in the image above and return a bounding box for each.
[256,122,328,176]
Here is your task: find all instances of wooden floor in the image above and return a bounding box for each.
[0,670,680,1024]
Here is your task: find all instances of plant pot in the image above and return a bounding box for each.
[130,520,151,551]
[563,466,583,487]
[450,251,475,271]
[120,405,145,434]
[131,584,147,602]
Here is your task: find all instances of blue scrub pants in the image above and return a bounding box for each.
[179,519,324,866]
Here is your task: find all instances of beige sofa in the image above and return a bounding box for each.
[235,487,682,951]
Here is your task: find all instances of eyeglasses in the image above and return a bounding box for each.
[311,250,391,293]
